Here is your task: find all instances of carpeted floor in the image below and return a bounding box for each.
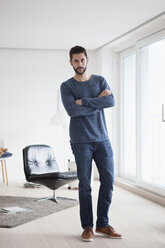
[0,195,78,228]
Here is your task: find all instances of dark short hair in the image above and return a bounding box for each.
[69,46,87,60]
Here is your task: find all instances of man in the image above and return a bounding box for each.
[60,46,122,242]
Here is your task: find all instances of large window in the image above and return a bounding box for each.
[119,30,165,196]
[139,38,165,189]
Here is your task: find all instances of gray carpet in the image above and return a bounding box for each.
[0,195,78,228]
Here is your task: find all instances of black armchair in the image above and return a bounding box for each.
[23,144,78,203]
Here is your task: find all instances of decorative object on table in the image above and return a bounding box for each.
[0,148,8,157]
[23,144,77,203]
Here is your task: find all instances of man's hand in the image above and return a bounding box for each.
[75,99,82,105]
[98,89,112,98]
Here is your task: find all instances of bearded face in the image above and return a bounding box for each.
[73,65,87,75]
[70,53,88,75]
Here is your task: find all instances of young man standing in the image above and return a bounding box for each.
[60,46,122,241]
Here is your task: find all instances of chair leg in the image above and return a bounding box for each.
[1,160,5,184]
[57,196,77,202]
[4,160,8,186]
[55,189,78,202]
[36,189,77,203]
[52,190,59,203]
[37,190,59,203]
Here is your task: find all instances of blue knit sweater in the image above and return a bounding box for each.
[60,75,115,143]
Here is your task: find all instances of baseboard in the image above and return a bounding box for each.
[114,177,165,207]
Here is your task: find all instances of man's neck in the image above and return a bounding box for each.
[73,73,92,82]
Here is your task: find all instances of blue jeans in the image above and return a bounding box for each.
[71,139,114,229]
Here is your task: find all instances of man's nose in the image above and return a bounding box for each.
[78,61,83,66]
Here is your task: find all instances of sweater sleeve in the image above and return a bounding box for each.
[81,77,115,109]
[60,83,101,117]
[81,94,115,109]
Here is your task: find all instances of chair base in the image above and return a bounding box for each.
[36,190,77,204]
[37,196,59,203]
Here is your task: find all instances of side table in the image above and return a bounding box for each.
[0,152,12,186]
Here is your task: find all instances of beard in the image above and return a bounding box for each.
[73,66,87,75]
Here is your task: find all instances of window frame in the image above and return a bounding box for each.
[119,47,136,182]
[119,29,165,197]
[135,29,165,197]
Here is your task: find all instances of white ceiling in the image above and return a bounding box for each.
[0,0,165,50]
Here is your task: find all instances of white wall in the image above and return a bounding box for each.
[0,48,97,182]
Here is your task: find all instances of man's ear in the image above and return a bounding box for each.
[69,59,73,66]
[86,56,89,63]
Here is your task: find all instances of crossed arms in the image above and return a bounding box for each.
[75,89,112,105]
[60,84,115,118]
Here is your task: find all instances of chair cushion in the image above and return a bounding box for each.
[29,171,77,180]
[57,171,77,180]
[29,172,60,180]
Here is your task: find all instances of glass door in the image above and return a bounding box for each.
[139,38,165,190]
[120,50,136,180]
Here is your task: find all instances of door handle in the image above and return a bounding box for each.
[162,104,165,122]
